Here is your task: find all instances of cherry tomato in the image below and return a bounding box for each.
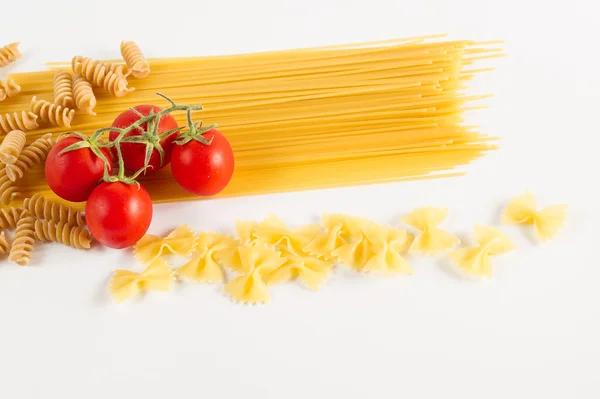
[45,136,112,202]
[171,128,234,196]
[109,105,179,173]
[85,181,153,249]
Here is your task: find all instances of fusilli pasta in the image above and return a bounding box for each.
[33,219,92,249]
[0,231,9,255]
[0,78,21,102]
[0,167,19,205]
[120,41,151,79]
[72,74,96,115]
[5,133,54,182]
[0,206,23,229]
[0,111,39,135]
[30,96,75,127]
[0,42,21,68]
[72,56,133,97]
[23,194,85,228]
[53,70,75,108]
[8,210,35,266]
[0,129,26,165]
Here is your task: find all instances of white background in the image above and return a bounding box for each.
[1,0,598,398]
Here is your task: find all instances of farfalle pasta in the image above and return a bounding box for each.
[177,232,237,283]
[255,214,320,256]
[449,225,515,278]
[402,207,460,254]
[361,222,413,274]
[331,217,375,271]
[304,213,352,259]
[502,192,567,242]
[133,225,197,264]
[267,254,333,291]
[109,258,175,303]
[218,243,287,304]
[0,78,20,102]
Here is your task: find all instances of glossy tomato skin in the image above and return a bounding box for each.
[171,128,234,196]
[109,105,179,173]
[85,182,153,249]
[45,136,112,202]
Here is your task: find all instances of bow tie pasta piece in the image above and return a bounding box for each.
[219,244,287,304]
[109,258,175,303]
[304,213,354,259]
[255,214,321,256]
[502,192,567,242]
[361,223,413,275]
[133,225,198,264]
[401,207,460,254]
[236,220,259,245]
[449,225,515,278]
[330,217,377,271]
[177,232,237,283]
[267,254,334,291]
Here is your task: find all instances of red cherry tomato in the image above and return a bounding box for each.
[45,136,112,202]
[109,105,179,173]
[85,181,153,249]
[170,128,234,196]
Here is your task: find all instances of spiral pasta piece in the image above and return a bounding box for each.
[0,167,20,205]
[34,219,92,249]
[0,231,9,255]
[72,56,133,97]
[120,41,150,79]
[0,42,21,68]
[0,130,26,164]
[0,111,39,135]
[8,210,35,266]
[30,96,75,128]
[0,78,20,102]
[72,74,96,115]
[5,133,54,182]
[0,207,23,229]
[53,70,75,108]
[23,194,85,228]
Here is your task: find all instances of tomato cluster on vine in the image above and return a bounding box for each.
[44,94,234,249]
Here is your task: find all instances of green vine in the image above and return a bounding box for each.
[58,93,209,185]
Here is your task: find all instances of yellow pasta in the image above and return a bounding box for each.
[267,254,333,291]
[402,207,460,254]
[30,96,75,127]
[304,214,353,260]
[133,225,197,264]
[53,70,75,108]
[23,193,85,228]
[502,192,567,242]
[177,232,237,283]
[331,217,376,271]
[0,167,19,205]
[121,41,151,78]
[0,42,21,68]
[0,231,9,255]
[449,225,515,277]
[0,111,38,135]
[361,222,413,274]
[72,74,97,115]
[255,214,320,255]
[4,37,502,203]
[0,206,22,229]
[72,56,133,97]
[5,133,54,182]
[218,243,287,304]
[0,78,21,102]
[0,129,26,164]
[33,219,92,249]
[8,210,35,266]
[109,258,175,303]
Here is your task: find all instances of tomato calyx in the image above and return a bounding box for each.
[58,129,113,167]
[174,108,218,146]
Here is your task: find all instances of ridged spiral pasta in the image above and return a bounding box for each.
[0,78,21,102]
[0,231,9,255]
[53,70,75,108]
[120,41,150,79]
[23,193,85,228]
[5,133,54,182]
[0,42,21,68]
[30,96,75,127]
[0,167,20,205]
[0,129,26,164]
[72,56,133,97]
[8,210,35,266]
[0,111,39,135]
[34,219,92,249]
[72,74,96,115]
[0,206,23,229]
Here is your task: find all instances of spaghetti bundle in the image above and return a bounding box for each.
[1,35,503,207]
